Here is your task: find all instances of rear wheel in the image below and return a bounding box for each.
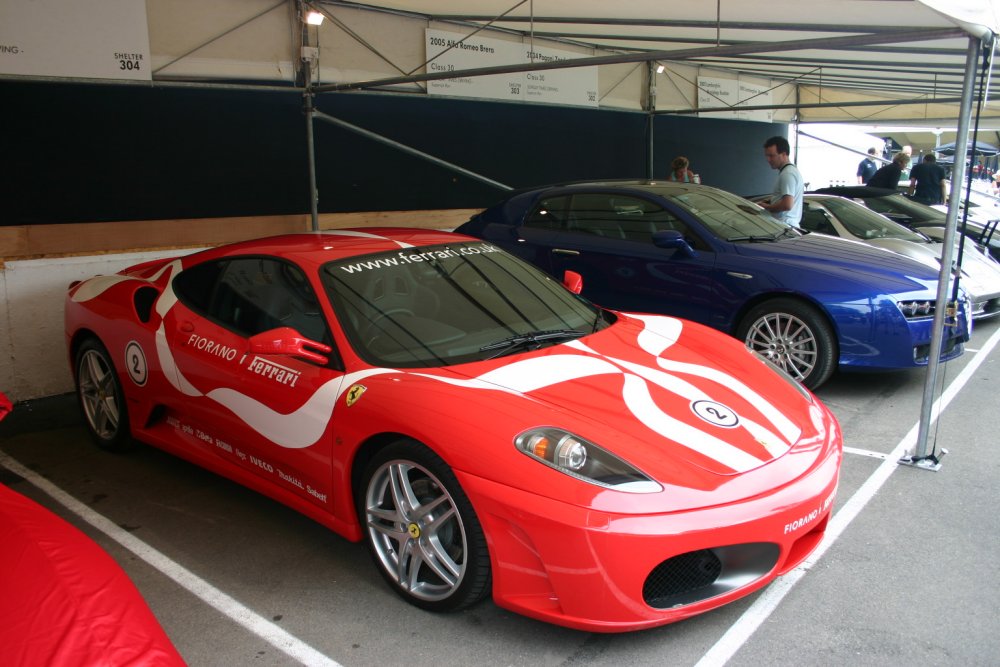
[737,298,837,390]
[75,338,132,451]
[358,439,491,612]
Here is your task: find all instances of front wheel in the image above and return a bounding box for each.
[737,298,837,390]
[75,338,133,451]
[358,440,491,612]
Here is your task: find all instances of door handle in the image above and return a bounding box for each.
[552,248,580,256]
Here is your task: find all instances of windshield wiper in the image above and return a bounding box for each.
[728,228,798,242]
[479,329,585,359]
[726,234,779,242]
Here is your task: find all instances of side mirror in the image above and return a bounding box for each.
[652,229,695,255]
[248,327,331,365]
[562,270,583,294]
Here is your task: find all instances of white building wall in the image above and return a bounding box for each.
[0,251,198,403]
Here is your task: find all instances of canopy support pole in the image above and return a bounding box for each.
[900,35,982,472]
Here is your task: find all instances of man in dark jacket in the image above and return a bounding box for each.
[867,152,910,190]
[908,154,948,205]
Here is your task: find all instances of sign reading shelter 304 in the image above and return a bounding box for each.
[0,0,151,81]
[425,29,597,107]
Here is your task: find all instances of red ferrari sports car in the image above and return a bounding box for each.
[64,228,842,632]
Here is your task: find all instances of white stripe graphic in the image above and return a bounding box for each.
[621,374,764,472]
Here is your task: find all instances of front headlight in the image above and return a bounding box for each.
[515,427,661,493]
[897,299,935,318]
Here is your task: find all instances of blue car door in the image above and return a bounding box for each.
[531,192,725,325]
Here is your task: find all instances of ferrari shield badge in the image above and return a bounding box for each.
[345,384,367,407]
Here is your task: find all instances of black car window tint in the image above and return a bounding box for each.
[565,193,626,239]
[218,258,332,344]
[525,196,569,230]
[800,206,838,236]
[173,260,226,313]
[607,195,684,243]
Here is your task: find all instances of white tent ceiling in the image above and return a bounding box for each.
[313,0,1000,131]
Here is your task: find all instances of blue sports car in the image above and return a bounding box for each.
[456,180,970,389]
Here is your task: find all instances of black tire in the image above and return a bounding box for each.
[357,439,491,612]
[736,298,837,390]
[75,338,133,452]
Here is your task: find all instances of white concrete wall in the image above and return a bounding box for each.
[0,251,200,403]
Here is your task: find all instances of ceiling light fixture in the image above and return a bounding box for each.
[306,10,324,25]
[656,64,665,74]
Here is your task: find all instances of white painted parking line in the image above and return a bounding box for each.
[696,322,1000,667]
[0,452,341,667]
[842,446,891,460]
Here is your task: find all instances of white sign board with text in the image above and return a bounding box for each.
[0,0,151,80]
[425,30,597,107]
[698,76,773,122]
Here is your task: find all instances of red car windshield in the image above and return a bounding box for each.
[321,241,608,367]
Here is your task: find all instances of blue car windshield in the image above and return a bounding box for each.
[660,187,794,241]
[320,241,608,368]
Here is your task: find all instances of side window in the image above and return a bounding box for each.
[175,257,331,345]
[172,260,226,313]
[566,193,697,246]
[800,205,838,236]
[525,195,570,230]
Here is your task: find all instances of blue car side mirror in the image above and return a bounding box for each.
[652,230,695,256]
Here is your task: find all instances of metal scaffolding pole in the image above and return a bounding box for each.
[312,110,513,192]
[304,90,319,231]
[647,61,656,179]
[900,36,983,472]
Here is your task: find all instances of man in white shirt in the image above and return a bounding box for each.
[759,135,804,228]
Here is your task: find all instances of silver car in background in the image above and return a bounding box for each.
[802,194,1000,320]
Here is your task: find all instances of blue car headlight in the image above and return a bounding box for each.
[897,299,935,318]
[515,427,661,493]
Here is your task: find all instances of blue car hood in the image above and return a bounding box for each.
[731,233,942,293]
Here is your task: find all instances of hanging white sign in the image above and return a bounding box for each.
[698,76,773,122]
[697,76,739,119]
[425,29,598,107]
[0,0,151,81]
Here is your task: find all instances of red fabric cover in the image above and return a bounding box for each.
[0,483,186,666]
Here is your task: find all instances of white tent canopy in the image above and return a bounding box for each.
[295,0,1000,129]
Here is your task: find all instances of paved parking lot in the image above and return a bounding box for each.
[2,317,998,667]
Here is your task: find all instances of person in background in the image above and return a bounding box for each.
[759,136,803,227]
[908,153,948,205]
[857,147,878,184]
[667,156,701,183]
[900,145,913,180]
[867,152,910,190]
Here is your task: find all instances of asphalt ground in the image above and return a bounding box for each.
[2,317,998,667]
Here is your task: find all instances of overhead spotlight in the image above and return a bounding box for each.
[306,10,324,25]
[656,64,665,74]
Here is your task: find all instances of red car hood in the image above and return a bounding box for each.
[416,313,833,494]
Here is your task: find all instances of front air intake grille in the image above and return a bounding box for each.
[643,550,722,605]
[914,334,961,364]
[643,543,780,609]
